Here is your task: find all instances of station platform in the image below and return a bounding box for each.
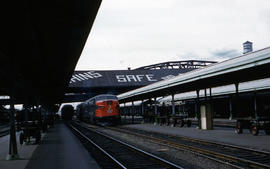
[122,123,270,152]
[0,122,100,169]
[121,116,236,127]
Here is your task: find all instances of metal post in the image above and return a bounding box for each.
[154,98,158,115]
[141,100,144,116]
[194,101,198,119]
[254,92,258,119]
[141,100,144,123]
[196,90,201,129]
[229,95,233,120]
[235,83,239,95]
[172,94,175,115]
[234,82,239,121]
[6,49,19,160]
[209,88,213,129]
[195,90,199,119]
[132,101,134,124]
[6,94,19,160]
[123,103,126,120]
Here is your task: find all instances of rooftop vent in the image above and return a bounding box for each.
[243,41,253,54]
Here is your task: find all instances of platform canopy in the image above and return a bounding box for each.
[0,0,102,105]
[64,68,194,102]
[118,47,270,103]
[64,60,216,103]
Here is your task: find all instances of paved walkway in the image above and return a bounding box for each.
[0,131,38,169]
[0,123,100,169]
[123,123,270,152]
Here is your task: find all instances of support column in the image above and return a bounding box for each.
[209,88,214,129]
[154,98,158,116]
[141,100,144,123]
[200,88,213,130]
[132,101,134,124]
[235,83,239,95]
[141,100,144,116]
[200,103,213,130]
[6,53,19,160]
[171,94,175,115]
[254,92,258,119]
[229,95,233,120]
[123,103,126,120]
[196,90,201,129]
[234,82,239,121]
[6,93,19,160]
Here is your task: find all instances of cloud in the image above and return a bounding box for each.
[77,0,270,70]
[177,52,201,60]
[211,49,241,59]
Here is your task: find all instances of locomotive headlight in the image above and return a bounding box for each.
[107,105,113,113]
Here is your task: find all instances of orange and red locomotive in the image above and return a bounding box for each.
[77,94,121,125]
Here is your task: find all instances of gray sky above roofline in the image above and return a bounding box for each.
[76,0,270,70]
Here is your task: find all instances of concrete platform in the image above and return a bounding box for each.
[123,123,270,152]
[0,122,100,169]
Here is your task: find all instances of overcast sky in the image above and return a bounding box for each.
[75,0,270,70]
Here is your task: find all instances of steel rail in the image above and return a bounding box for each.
[69,124,126,169]
[106,126,270,169]
[0,124,10,137]
[70,122,184,169]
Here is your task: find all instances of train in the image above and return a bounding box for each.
[77,94,121,125]
[61,104,74,120]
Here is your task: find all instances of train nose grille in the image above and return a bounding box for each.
[98,105,104,109]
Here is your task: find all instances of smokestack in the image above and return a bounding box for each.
[243,41,253,54]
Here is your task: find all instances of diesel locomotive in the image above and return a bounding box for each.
[77,94,121,125]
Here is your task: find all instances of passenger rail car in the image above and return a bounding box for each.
[77,94,121,125]
[61,104,74,121]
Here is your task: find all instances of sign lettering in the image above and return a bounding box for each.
[70,71,102,83]
[116,74,157,83]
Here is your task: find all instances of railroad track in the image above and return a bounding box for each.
[0,124,10,137]
[68,122,183,169]
[105,126,270,169]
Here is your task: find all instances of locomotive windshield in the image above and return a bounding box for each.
[95,95,118,101]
